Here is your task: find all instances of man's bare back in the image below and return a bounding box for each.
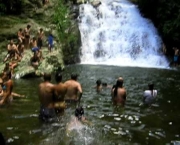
[53,72,67,111]
[113,87,126,105]
[64,74,82,102]
[64,80,82,101]
[112,77,127,106]
[38,73,57,122]
[38,82,55,108]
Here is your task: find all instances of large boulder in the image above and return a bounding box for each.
[14,48,64,79]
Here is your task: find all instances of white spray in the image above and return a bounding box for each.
[78,0,169,68]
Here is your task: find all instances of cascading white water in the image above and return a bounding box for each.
[78,0,169,68]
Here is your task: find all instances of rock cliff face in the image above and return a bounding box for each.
[0,0,64,79]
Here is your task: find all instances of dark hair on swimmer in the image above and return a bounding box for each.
[55,72,62,83]
[148,83,154,90]
[0,132,5,145]
[43,73,51,81]
[6,70,12,79]
[75,106,84,120]
[114,79,123,97]
[71,73,78,80]
[116,79,123,87]
[102,83,107,87]
[96,79,101,86]
[27,24,31,28]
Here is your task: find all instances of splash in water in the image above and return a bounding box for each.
[78,0,169,68]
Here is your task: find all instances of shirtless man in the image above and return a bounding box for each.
[38,73,57,122]
[111,77,126,106]
[17,43,25,58]
[37,28,44,49]
[95,79,102,92]
[0,71,13,105]
[4,40,20,62]
[64,74,82,104]
[30,37,38,50]
[54,72,67,113]
[24,24,31,49]
[6,39,18,53]
[17,28,24,44]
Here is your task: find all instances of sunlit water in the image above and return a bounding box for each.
[78,0,169,68]
[0,64,180,145]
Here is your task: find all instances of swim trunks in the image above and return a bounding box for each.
[54,101,66,114]
[65,99,78,103]
[37,38,42,48]
[39,106,57,122]
[174,55,178,62]
[48,35,53,48]
[25,35,30,39]
[32,47,39,52]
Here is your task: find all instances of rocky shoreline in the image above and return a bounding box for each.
[0,0,66,79]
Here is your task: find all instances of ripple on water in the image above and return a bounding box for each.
[114,117,121,121]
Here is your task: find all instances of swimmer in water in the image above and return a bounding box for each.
[94,79,111,93]
[143,83,157,106]
[66,106,92,135]
[111,77,126,106]
[95,79,102,92]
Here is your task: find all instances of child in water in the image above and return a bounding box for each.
[66,106,92,136]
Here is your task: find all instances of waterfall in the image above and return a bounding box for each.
[78,0,169,68]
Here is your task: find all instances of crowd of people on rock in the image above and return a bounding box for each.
[0,23,55,106]
[3,24,54,76]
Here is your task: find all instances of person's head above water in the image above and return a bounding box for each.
[75,106,84,120]
[71,73,78,80]
[148,83,154,90]
[118,77,123,82]
[96,79,101,86]
[43,73,51,81]
[116,77,123,87]
[55,71,62,83]
[102,83,107,87]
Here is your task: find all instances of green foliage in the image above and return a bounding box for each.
[0,3,6,15]
[133,0,180,48]
[54,0,81,64]
[0,0,25,15]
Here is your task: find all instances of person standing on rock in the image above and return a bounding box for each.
[172,47,179,66]
[17,28,25,44]
[37,28,44,49]
[24,24,31,49]
[47,32,54,52]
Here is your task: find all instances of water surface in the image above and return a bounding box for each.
[0,64,180,145]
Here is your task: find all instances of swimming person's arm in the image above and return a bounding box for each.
[77,83,83,105]
[0,81,13,105]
